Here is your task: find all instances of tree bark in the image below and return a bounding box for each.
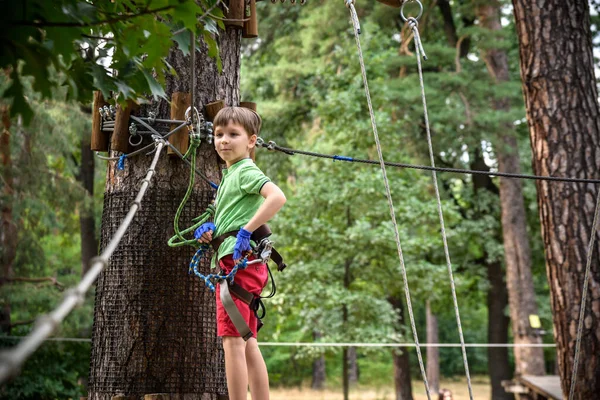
[0,104,16,334]
[78,132,99,276]
[347,346,358,385]
[88,25,241,399]
[311,331,326,390]
[389,295,413,400]
[512,1,600,397]
[476,2,545,376]
[425,301,439,395]
[486,259,513,400]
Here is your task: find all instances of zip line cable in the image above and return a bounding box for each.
[95,120,188,161]
[345,2,432,399]
[256,139,600,185]
[408,14,474,400]
[0,138,167,384]
[129,115,218,189]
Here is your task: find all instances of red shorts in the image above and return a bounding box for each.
[216,255,268,338]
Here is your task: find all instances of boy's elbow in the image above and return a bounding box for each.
[279,192,287,207]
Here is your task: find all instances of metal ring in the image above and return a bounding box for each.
[400,0,423,22]
[129,134,144,147]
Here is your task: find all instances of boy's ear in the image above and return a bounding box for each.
[248,134,258,147]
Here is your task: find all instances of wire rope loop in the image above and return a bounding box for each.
[400,0,423,22]
[129,133,144,147]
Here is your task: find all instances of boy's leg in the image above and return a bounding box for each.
[245,338,269,400]
[223,336,249,400]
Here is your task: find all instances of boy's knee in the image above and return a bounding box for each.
[223,336,245,352]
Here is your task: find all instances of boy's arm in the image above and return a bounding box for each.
[243,182,286,233]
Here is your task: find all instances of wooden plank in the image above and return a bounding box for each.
[225,0,244,27]
[519,375,563,400]
[111,100,138,154]
[168,92,191,157]
[91,91,109,151]
[240,101,257,111]
[205,100,225,122]
[242,0,258,38]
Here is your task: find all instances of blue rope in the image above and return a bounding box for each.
[333,155,354,162]
[117,154,127,170]
[188,246,249,292]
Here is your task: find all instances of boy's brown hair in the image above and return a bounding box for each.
[213,106,262,161]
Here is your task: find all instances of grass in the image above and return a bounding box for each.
[266,377,491,400]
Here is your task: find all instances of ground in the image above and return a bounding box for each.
[266,378,491,400]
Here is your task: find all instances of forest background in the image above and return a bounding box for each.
[1,0,599,399]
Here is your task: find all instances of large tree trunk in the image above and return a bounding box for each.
[512,1,600,397]
[0,104,15,334]
[88,25,241,399]
[476,2,545,376]
[78,132,99,276]
[389,295,413,400]
[425,301,439,395]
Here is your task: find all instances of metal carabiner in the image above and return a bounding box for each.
[400,0,423,22]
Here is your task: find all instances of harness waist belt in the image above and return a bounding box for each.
[211,224,287,271]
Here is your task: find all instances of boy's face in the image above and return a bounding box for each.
[214,121,257,167]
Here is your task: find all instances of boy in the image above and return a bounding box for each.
[195,106,286,400]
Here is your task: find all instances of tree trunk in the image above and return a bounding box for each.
[78,132,99,276]
[0,104,15,334]
[342,257,350,400]
[477,2,545,376]
[389,295,413,400]
[342,207,354,400]
[425,301,439,395]
[470,150,513,399]
[512,1,600,397]
[88,25,241,400]
[486,259,513,400]
[347,346,358,385]
[311,331,326,390]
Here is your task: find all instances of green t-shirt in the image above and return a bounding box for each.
[212,158,270,265]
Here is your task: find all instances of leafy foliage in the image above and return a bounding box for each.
[0,0,226,123]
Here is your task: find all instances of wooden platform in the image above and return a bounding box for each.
[519,375,563,400]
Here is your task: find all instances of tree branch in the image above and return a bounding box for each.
[1,276,65,289]
[11,5,175,28]
[10,319,36,328]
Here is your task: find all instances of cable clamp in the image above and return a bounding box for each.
[147,111,156,125]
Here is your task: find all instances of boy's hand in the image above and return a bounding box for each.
[195,222,216,244]
[233,228,252,261]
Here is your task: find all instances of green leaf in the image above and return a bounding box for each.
[4,70,34,125]
[90,64,116,99]
[168,2,204,31]
[173,29,191,55]
[142,69,166,100]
